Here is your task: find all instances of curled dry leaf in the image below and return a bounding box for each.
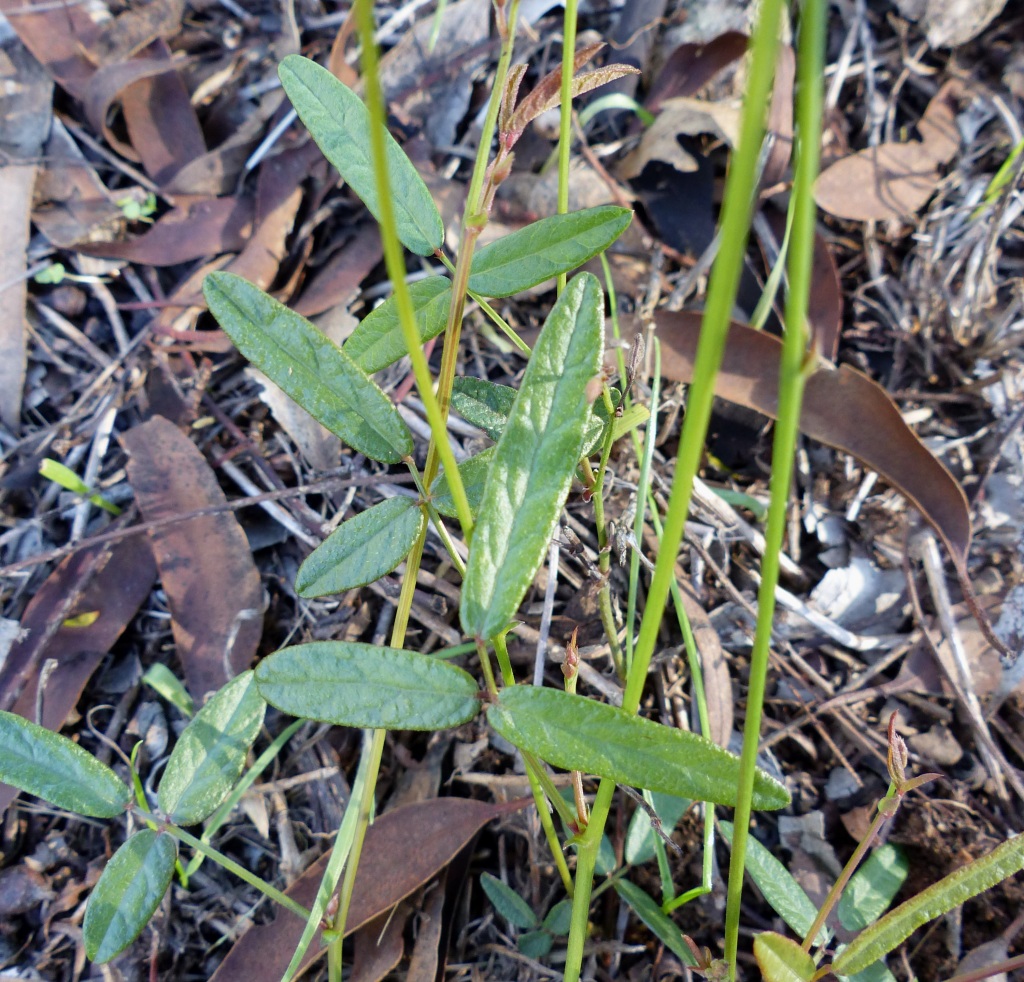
[121,416,263,702]
[643,31,749,112]
[650,311,971,570]
[208,797,527,982]
[0,537,157,817]
[815,82,962,222]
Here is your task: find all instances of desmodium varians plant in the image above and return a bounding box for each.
[3,2,1023,981]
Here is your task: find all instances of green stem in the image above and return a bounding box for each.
[723,0,824,974]
[556,0,579,294]
[561,0,786,975]
[801,794,894,952]
[524,760,575,896]
[153,817,310,921]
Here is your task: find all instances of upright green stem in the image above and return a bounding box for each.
[724,1,825,974]
[560,1,786,976]
[556,0,579,297]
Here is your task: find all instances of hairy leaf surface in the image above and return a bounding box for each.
[468,207,631,298]
[278,56,443,256]
[345,277,452,374]
[461,273,603,639]
[205,272,413,464]
[754,932,817,982]
[0,710,130,818]
[431,447,493,519]
[488,687,789,809]
[84,830,177,962]
[255,642,480,730]
[297,497,424,597]
[158,671,266,825]
[832,833,1024,976]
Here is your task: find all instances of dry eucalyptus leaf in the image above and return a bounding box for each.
[814,83,961,221]
[649,312,972,570]
[619,96,742,180]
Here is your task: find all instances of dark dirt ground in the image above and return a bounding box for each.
[1,0,1024,979]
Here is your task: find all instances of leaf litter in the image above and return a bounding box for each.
[1,1,1023,979]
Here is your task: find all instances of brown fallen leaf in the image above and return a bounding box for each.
[762,44,794,190]
[88,0,185,64]
[644,31,749,112]
[79,197,253,266]
[83,52,206,178]
[293,224,383,319]
[351,904,409,982]
[814,82,962,222]
[649,311,971,569]
[0,537,157,817]
[32,120,126,249]
[121,416,263,702]
[679,583,734,747]
[208,797,528,981]
[893,0,1009,48]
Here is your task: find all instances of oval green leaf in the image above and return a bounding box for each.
[345,276,452,374]
[461,273,604,639]
[754,932,817,982]
[84,829,177,963]
[204,272,413,465]
[451,377,517,441]
[614,879,698,966]
[468,206,632,298]
[838,843,908,932]
[488,687,789,809]
[0,710,130,818]
[296,497,424,597]
[431,447,493,519]
[255,641,481,730]
[278,56,443,256]
[832,833,1024,977]
[480,872,538,930]
[719,820,825,944]
[158,670,266,825]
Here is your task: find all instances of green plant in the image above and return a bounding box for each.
[5,1,1023,980]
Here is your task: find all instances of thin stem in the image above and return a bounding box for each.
[524,762,575,895]
[153,817,310,921]
[561,0,786,975]
[802,797,893,951]
[556,0,579,293]
[723,0,825,974]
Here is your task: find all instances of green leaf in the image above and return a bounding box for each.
[625,792,691,866]
[838,844,908,932]
[461,273,604,639]
[480,872,538,929]
[719,820,825,943]
[754,932,817,982]
[345,277,452,374]
[204,272,413,465]
[614,879,697,966]
[468,206,632,298]
[0,710,130,818]
[832,833,1024,977]
[488,687,789,809]
[255,641,481,730]
[142,663,194,717]
[431,447,494,519]
[840,959,896,982]
[451,377,516,441]
[84,830,177,963]
[518,930,553,959]
[297,497,425,597]
[278,55,443,256]
[158,671,266,825]
[542,898,573,936]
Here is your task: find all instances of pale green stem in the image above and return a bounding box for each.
[556,0,578,294]
[150,816,310,921]
[723,0,825,974]
[524,761,575,895]
[561,0,786,975]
